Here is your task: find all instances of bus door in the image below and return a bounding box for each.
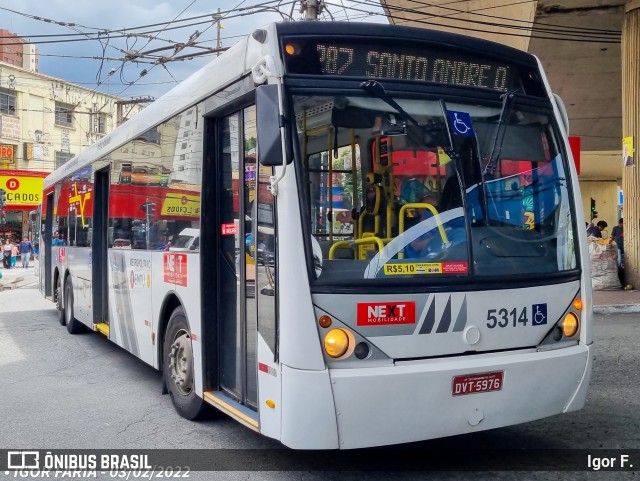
[207,107,259,411]
[43,193,55,298]
[92,168,109,331]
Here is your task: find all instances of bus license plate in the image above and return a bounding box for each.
[452,371,503,396]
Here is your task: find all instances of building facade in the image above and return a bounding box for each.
[0,60,143,241]
[0,29,38,72]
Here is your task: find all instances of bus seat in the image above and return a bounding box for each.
[319,239,355,260]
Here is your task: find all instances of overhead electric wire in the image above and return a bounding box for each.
[396,0,619,40]
[0,0,298,154]
[0,0,620,112]
[396,0,621,38]
[383,0,621,36]
[333,0,621,43]
[0,1,292,105]
[0,2,618,164]
[339,0,352,21]
[355,0,620,41]
[104,0,296,97]
[0,1,286,40]
[0,17,250,47]
[433,0,621,35]
[109,0,201,96]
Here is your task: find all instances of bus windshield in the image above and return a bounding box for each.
[295,92,577,285]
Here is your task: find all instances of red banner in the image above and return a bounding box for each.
[163,253,188,287]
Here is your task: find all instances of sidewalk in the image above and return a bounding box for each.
[0,258,40,291]
[592,288,640,314]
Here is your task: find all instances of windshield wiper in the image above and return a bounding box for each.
[483,90,518,175]
[360,80,421,128]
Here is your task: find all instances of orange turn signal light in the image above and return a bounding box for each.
[318,315,332,328]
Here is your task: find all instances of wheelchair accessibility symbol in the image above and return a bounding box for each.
[447,110,475,137]
[532,303,547,326]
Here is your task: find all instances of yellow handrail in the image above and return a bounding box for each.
[399,203,449,245]
[328,236,385,260]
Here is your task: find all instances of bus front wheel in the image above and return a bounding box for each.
[65,276,83,334]
[163,307,207,420]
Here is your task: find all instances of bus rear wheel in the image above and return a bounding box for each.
[163,307,207,420]
[56,276,66,326]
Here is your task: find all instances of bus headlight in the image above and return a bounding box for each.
[561,312,579,338]
[324,329,349,358]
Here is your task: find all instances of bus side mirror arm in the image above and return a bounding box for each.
[256,79,289,195]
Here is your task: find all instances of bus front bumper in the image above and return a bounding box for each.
[323,344,592,449]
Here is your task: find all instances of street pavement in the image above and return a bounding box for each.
[0,262,638,479]
[0,258,40,292]
[2,260,638,313]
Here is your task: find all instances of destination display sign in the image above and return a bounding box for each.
[283,38,521,92]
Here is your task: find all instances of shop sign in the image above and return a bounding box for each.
[0,174,44,206]
[0,144,15,163]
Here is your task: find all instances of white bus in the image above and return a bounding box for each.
[39,21,592,449]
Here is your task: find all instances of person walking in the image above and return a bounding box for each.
[3,238,13,269]
[19,236,34,268]
[10,240,18,268]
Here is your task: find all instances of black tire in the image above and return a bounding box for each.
[56,276,66,326]
[65,276,84,334]
[163,307,207,420]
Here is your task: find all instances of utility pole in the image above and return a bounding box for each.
[622,1,640,289]
[115,97,154,126]
[215,9,222,56]
[300,0,325,21]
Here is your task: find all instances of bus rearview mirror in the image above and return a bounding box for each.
[256,85,283,166]
[256,84,288,166]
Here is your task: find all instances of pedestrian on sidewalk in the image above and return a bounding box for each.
[10,241,18,268]
[19,236,34,269]
[3,238,13,269]
[611,218,624,266]
[611,218,625,286]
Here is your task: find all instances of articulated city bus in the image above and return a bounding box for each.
[39,21,592,449]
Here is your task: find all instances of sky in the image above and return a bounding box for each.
[0,0,387,100]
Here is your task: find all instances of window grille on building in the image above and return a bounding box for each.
[92,112,107,134]
[55,150,74,169]
[0,89,17,115]
[55,102,74,127]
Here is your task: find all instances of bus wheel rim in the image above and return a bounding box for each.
[169,329,193,396]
